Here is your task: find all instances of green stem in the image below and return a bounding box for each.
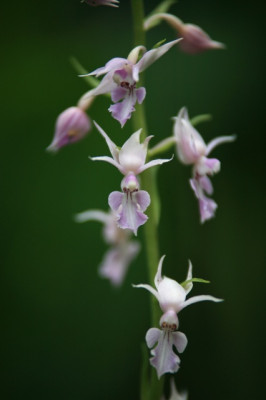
[131,1,164,399]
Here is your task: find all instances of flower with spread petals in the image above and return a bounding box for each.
[75,209,140,286]
[134,256,222,378]
[47,106,91,152]
[91,122,172,234]
[174,107,235,223]
[82,0,119,7]
[144,13,225,54]
[78,40,180,126]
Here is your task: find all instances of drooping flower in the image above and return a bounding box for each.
[173,107,235,222]
[82,0,119,7]
[75,209,140,286]
[78,40,180,126]
[144,13,225,54]
[134,256,222,377]
[47,106,91,152]
[91,122,172,234]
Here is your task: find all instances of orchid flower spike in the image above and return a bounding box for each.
[174,107,236,223]
[47,106,91,153]
[82,0,119,7]
[144,13,225,54]
[75,209,140,286]
[78,40,181,126]
[91,122,172,235]
[134,256,222,378]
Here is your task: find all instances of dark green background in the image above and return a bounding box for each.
[1,0,265,399]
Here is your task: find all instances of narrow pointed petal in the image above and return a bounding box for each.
[87,57,126,77]
[90,156,122,171]
[206,135,236,155]
[172,331,188,353]
[138,155,173,173]
[154,255,166,289]
[183,260,193,294]
[93,121,119,161]
[74,210,108,223]
[133,284,160,301]
[182,294,223,310]
[78,74,116,108]
[134,39,181,78]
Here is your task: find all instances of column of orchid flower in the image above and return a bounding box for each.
[47,1,235,399]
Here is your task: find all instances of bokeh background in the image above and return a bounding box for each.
[1,0,265,399]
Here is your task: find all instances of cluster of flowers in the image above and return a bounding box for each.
[48,0,234,396]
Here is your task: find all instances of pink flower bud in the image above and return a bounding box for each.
[47,107,91,152]
[178,23,225,54]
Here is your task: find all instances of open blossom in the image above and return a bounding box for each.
[144,13,225,54]
[47,106,91,152]
[134,256,222,378]
[91,122,172,234]
[174,107,235,222]
[75,209,140,286]
[78,40,180,126]
[82,0,119,7]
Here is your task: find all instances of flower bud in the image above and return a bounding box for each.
[178,23,225,54]
[47,107,91,152]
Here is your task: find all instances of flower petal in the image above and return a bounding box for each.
[133,39,181,80]
[118,130,147,174]
[154,255,166,289]
[138,155,173,173]
[93,121,119,161]
[90,155,122,171]
[133,284,160,301]
[74,209,109,224]
[206,134,236,155]
[87,57,126,77]
[146,327,161,348]
[172,331,188,353]
[181,294,223,310]
[148,329,182,378]
[183,260,193,294]
[111,86,127,102]
[99,241,140,286]
[136,87,146,104]
[109,93,137,127]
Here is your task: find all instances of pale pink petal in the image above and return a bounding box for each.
[118,130,146,173]
[74,210,109,224]
[172,331,188,353]
[134,39,181,79]
[196,157,220,175]
[190,177,217,223]
[136,87,146,104]
[79,73,116,105]
[182,294,222,310]
[111,86,127,102]
[206,135,236,155]
[138,156,173,173]
[87,57,126,77]
[99,241,140,286]
[146,328,161,348]
[109,93,137,127]
[108,191,124,211]
[134,190,151,211]
[93,121,119,161]
[133,284,160,301]
[147,329,182,378]
[198,175,213,195]
[90,155,122,171]
[154,255,166,289]
[179,24,225,54]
